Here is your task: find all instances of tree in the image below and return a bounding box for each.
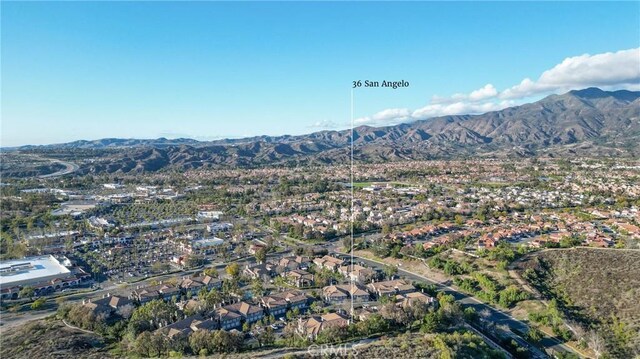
[151,262,170,273]
[185,254,205,268]
[421,311,442,333]
[148,333,169,357]
[189,329,212,354]
[203,267,219,278]
[380,303,410,327]
[383,264,398,279]
[225,263,240,278]
[134,331,154,357]
[463,307,479,323]
[128,300,179,336]
[526,326,543,343]
[358,313,389,335]
[255,247,267,263]
[30,297,46,310]
[205,288,223,310]
[211,330,243,353]
[309,301,323,314]
[19,286,35,299]
[498,285,528,308]
[251,279,264,298]
[257,327,275,347]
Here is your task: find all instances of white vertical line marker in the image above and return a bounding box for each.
[350,88,354,320]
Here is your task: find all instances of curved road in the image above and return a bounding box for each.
[39,159,79,178]
[337,251,583,359]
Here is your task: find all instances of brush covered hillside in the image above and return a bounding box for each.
[0,320,109,359]
[514,248,640,358]
[3,88,639,176]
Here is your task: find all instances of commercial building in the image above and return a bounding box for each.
[0,255,80,299]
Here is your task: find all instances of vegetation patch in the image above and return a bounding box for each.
[515,248,640,357]
[0,319,109,359]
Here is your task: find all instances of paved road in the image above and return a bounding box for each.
[0,250,290,332]
[338,251,583,359]
[38,158,79,178]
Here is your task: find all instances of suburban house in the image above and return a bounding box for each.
[322,284,369,303]
[243,264,274,282]
[313,255,344,272]
[297,312,349,339]
[197,275,223,290]
[82,294,132,319]
[179,277,205,296]
[367,279,415,298]
[338,265,375,283]
[282,269,314,288]
[130,283,181,303]
[156,315,218,339]
[261,295,288,317]
[220,301,265,324]
[261,290,310,317]
[395,291,437,308]
[215,308,242,330]
[277,256,310,272]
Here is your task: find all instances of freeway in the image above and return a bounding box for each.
[38,158,79,178]
[336,251,583,359]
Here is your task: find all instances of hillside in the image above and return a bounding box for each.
[514,248,640,358]
[3,88,639,176]
[0,320,109,359]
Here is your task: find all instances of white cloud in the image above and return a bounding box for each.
[354,48,640,127]
[470,84,499,101]
[309,120,339,129]
[355,108,412,126]
[411,100,516,120]
[500,48,640,99]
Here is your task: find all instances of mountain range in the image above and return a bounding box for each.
[5,87,640,175]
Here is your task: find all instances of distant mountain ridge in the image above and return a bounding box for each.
[5,87,640,175]
[12,137,201,150]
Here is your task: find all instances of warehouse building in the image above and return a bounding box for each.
[0,255,81,300]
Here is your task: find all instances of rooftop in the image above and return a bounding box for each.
[0,255,71,287]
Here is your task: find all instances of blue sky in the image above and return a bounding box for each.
[2,1,639,146]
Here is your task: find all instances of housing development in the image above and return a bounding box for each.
[2,1,640,358]
[1,157,639,358]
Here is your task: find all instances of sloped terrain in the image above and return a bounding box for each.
[0,320,110,359]
[515,248,640,357]
[4,88,639,176]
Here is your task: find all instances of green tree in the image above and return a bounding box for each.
[189,329,212,354]
[19,286,35,299]
[30,297,46,310]
[383,264,398,279]
[255,247,267,263]
[257,327,275,347]
[225,263,240,278]
[251,279,264,298]
[526,326,543,343]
